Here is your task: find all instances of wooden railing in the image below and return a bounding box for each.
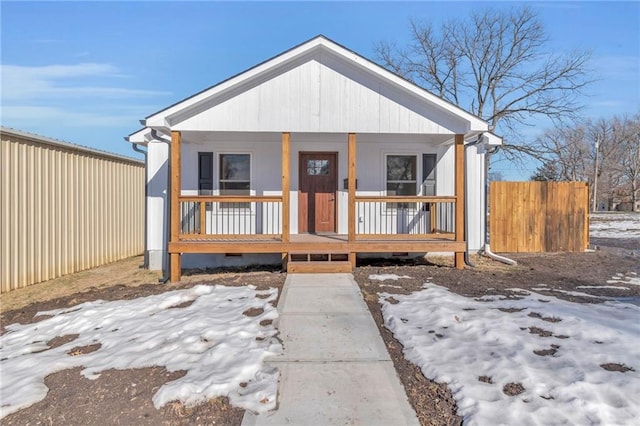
[177,194,458,242]
[178,195,283,240]
[354,196,456,240]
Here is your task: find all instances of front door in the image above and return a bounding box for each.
[299,152,338,233]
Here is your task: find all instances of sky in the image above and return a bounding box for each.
[1,1,639,180]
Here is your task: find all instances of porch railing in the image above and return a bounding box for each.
[354,196,456,239]
[178,196,283,240]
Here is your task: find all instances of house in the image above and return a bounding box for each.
[127,35,501,282]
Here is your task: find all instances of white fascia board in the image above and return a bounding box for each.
[145,36,490,132]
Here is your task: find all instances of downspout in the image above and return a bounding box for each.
[463,136,485,267]
[481,148,517,266]
[151,129,172,283]
[131,142,149,269]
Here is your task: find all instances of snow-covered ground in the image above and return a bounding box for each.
[590,212,640,238]
[381,281,640,425]
[0,284,281,419]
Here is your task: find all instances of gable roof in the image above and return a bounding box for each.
[142,35,489,134]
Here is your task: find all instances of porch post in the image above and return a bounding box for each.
[282,132,290,243]
[348,133,356,268]
[281,132,291,269]
[170,130,182,282]
[454,134,465,269]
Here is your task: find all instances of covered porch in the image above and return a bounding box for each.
[168,131,467,281]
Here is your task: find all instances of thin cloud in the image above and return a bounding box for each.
[594,55,639,79]
[1,63,170,100]
[2,105,145,128]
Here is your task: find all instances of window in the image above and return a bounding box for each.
[307,159,329,176]
[198,152,213,195]
[219,154,250,207]
[387,155,417,195]
[386,155,417,208]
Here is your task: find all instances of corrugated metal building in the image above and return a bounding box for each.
[1,127,145,293]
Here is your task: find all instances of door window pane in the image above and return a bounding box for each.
[307,159,329,176]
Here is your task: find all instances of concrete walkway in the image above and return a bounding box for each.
[242,273,419,426]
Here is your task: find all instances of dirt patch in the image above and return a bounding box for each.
[47,334,80,349]
[353,250,639,425]
[478,375,493,384]
[67,343,102,356]
[0,256,160,313]
[600,363,635,372]
[503,382,525,396]
[533,345,560,356]
[528,312,562,323]
[243,307,264,317]
[497,307,525,313]
[167,300,195,309]
[1,366,244,425]
[528,327,553,337]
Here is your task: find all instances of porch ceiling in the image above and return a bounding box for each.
[178,131,456,146]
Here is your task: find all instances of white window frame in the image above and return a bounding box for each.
[384,153,419,210]
[215,151,254,210]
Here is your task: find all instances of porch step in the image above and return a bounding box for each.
[287,261,353,273]
[287,251,354,273]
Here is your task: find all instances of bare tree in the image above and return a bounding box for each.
[615,114,640,211]
[530,114,638,210]
[532,125,591,181]
[376,7,592,158]
[487,170,504,181]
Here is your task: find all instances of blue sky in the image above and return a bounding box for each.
[2,1,638,180]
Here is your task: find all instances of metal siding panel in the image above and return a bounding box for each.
[0,132,145,293]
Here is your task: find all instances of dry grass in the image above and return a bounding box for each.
[0,256,160,313]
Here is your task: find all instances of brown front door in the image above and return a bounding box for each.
[299,152,338,233]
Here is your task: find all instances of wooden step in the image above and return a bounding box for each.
[287,261,353,273]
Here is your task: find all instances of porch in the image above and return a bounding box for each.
[168,132,466,281]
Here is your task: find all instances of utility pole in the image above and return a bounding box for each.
[592,135,600,212]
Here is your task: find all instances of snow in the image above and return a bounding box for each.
[368,274,412,281]
[606,272,640,286]
[381,284,640,425]
[590,212,640,238]
[577,285,630,290]
[0,285,281,419]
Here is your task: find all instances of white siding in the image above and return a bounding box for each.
[147,140,169,270]
[173,51,468,135]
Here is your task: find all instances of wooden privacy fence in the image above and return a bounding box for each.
[490,181,589,253]
[1,128,145,293]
